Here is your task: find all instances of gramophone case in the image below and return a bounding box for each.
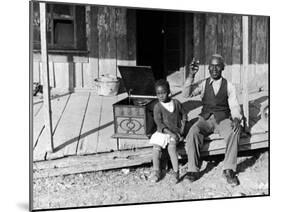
[112,66,158,139]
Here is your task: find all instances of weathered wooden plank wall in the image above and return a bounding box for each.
[33,6,137,91]
[248,16,269,92]
[184,13,194,80]
[192,13,269,92]
[193,14,207,82]
[98,6,117,77]
[222,15,233,81]
[33,10,267,93]
[33,55,89,93]
[116,7,128,76]
[88,5,99,88]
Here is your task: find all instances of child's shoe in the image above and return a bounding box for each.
[151,170,161,183]
[171,170,179,184]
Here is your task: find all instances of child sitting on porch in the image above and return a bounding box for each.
[150,79,186,184]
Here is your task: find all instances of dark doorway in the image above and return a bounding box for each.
[136,10,186,81]
[136,10,164,80]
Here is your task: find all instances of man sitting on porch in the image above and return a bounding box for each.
[182,54,241,186]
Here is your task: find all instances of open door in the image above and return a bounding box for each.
[136,10,165,80]
[162,12,185,86]
[136,10,187,85]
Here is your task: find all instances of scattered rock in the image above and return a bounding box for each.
[231,192,246,197]
[257,182,268,190]
[205,191,215,197]
[143,170,150,175]
[33,151,269,208]
[208,183,217,190]
[121,168,130,175]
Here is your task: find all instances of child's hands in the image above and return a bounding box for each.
[163,128,179,142]
[180,114,188,136]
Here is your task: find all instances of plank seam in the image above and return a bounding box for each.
[52,94,71,135]
[52,62,56,87]
[75,92,91,154]
[34,103,43,117]
[33,125,45,150]
[95,97,104,153]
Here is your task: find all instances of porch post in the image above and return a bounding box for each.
[242,16,249,126]
[40,2,54,152]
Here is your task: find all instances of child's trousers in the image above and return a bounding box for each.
[153,139,179,172]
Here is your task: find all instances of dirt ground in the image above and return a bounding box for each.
[33,150,269,210]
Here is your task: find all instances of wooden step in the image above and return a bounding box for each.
[33,132,268,178]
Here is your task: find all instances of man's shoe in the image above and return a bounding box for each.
[185,172,200,182]
[223,169,240,186]
[151,170,161,183]
[171,170,180,184]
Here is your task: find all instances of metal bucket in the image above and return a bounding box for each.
[94,75,120,96]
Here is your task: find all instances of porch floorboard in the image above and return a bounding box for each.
[33,90,268,163]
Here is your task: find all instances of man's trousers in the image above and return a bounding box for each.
[184,115,241,172]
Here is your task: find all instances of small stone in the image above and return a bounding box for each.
[143,170,150,175]
[65,184,72,189]
[208,183,217,189]
[232,192,246,197]
[143,175,148,180]
[117,195,123,201]
[140,173,149,180]
[121,168,130,175]
[258,182,268,190]
[206,192,215,197]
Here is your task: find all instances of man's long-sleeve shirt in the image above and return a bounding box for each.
[182,77,242,120]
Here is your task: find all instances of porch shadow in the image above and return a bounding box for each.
[53,120,114,152]
[236,148,268,174]
[33,92,72,105]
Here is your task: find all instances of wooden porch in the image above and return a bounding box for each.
[33,88,268,177]
[31,3,269,179]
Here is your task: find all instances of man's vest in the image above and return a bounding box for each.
[199,77,231,123]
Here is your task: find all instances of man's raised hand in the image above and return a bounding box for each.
[189,58,200,77]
